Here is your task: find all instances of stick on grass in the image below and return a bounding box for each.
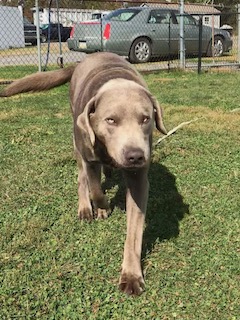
[155,117,203,146]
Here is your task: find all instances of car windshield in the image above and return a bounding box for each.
[41,24,49,29]
[106,8,141,22]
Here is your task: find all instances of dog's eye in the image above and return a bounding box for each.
[105,118,116,125]
[142,116,150,124]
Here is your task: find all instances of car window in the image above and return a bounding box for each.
[107,8,141,22]
[41,24,49,29]
[93,12,110,20]
[148,10,172,24]
[176,14,197,25]
[92,13,102,20]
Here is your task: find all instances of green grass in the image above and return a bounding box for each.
[0,68,239,319]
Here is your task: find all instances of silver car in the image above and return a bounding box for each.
[67,7,232,63]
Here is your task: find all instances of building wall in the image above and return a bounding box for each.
[193,15,220,29]
[0,6,25,49]
[33,8,107,27]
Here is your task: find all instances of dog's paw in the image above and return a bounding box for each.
[119,273,145,296]
[78,207,93,222]
[93,195,110,220]
[96,208,109,220]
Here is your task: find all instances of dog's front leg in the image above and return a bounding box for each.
[119,168,149,295]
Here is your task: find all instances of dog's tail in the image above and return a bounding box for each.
[0,65,76,97]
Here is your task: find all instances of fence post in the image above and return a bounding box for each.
[56,0,63,68]
[238,4,240,64]
[198,16,203,74]
[100,18,103,51]
[179,0,185,69]
[35,0,42,72]
[168,16,171,72]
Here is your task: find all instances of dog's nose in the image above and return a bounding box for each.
[125,148,145,166]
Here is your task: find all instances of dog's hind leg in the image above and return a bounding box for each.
[85,162,110,220]
[77,158,93,221]
[103,165,112,179]
[76,151,109,220]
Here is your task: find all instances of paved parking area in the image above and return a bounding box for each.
[0,42,239,72]
[0,43,86,67]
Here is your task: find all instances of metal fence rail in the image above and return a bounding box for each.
[0,0,239,74]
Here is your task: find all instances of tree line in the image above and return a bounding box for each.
[0,0,238,26]
[0,0,238,10]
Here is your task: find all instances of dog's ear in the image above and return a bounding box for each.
[146,92,167,135]
[153,98,168,135]
[76,97,96,160]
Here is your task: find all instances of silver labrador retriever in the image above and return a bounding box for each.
[1,52,167,295]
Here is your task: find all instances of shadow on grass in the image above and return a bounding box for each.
[142,163,189,259]
[103,162,189,259]
[55,155,189,259]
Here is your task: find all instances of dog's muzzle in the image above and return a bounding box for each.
[123,147,146,168]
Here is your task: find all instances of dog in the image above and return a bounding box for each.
[1,52,167,295]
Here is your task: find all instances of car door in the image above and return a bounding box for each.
[146,9,179,56]
[175,13,200,55]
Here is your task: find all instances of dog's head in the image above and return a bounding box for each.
[77,79,167,169]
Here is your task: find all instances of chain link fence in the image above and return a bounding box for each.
[0,0,240,74]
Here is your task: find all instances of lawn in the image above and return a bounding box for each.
[0,68,239,319]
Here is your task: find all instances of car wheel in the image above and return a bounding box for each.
[207,36,224,57]
[129,37,152,63]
